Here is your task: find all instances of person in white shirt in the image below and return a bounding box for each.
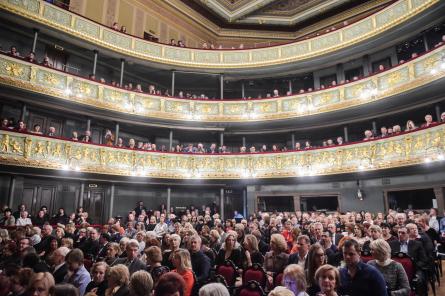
[16,210,32,226]
[429,208,440,232]
[153,215,168,238]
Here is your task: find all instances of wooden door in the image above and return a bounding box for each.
[83,188,105,224]
[21,185,56,215]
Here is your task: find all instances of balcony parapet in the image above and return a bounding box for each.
[1,45,445,123]
[0,0,440,69]
[0,124,444,180]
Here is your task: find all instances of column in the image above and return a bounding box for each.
[171,71,175,96]
[435,105,441,122]
[291,133,295,149]
[79,182,85,208]
[372,121,377,135]
[288,80,293,94]
[92,50,99,75]
[423,33,429,52]
[390,47,398,67]
[220,132,224,147]
[7,176,16,208]
[169,130,173,151]
[114,123,120,145]
[119,59,125,86]
[242,136,246,148]
[362,55,371,76]
[167,187,171,213]
[433,187,444,214]
[109,184,115,219]
[32,29,39,52]
[241,82,245,99]
[220,74,224,100]
[20,103,26,122]
[343,126,349,143]
[336,64,344,82]
[86,118,91,131]
[242,188,247,218]
[220,188,225,221]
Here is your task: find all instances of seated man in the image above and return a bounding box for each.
[112,239,146,274]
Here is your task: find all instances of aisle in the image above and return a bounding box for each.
[429,261,444,296]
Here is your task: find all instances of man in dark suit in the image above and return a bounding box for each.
[327,223,343,246]
[288,235,310,269]
[51,246,70,284]
[112,239,146,275]
[81,130,93,143]
[189,235,211,286]
[96,233,111,260]
[134,201,147,217]
[80,228,100,259]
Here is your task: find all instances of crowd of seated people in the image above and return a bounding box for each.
[3,37,445,100]
[1,198,444,296]
[2,113,445,154]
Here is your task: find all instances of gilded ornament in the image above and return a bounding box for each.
[5,62,23,77]
[44,73,59,86]
[1,135,10,153]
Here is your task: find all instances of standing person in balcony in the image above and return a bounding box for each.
[47,126,57,137]
[81,130,92,143]
[421,114,436,127]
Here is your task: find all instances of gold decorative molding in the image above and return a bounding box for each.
[0,124,444,179]
[0,44,445,123]
[0,0,440,69]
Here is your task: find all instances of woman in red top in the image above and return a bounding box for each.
[281,220,294,251]
[172,249,195,296]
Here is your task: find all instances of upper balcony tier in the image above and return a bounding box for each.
[1,45,445,129]
[1,123,444,180]
[0,0,444,74]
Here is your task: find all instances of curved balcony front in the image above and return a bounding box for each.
[0,0,443,73]
[0,123,444,180]
[1,46,445,127]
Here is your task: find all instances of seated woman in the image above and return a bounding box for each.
[154,272,186,296]
[172,249,195,296]
[105,242,120,266]
[306,244,326,296]
[215,232,243,268]
[367,239,410,296]
[145,246,170,286]
[129,270,153,296]
[85,262,109,296]
[106,264,130,296]
[263,233,289,276]
[27,272,55,296]
[242,234,264,269]
[314,264,340,296]
[283,264,309,296]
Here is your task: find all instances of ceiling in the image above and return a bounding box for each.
[183,0,376,28]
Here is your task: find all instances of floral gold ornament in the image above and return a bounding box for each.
[5,62,23,77]
[0,0,440,69]
[0,124,444,179]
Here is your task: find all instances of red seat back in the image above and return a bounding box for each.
[216,262,237,286]
[238,281,264,296]
[273,273,283,288]
[392,256,415,281]
[243,265,267,288]
[361,256,373,263]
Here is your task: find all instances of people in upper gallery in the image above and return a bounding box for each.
[8,46,19,57]
[31,124,43,135]
[170,39,176,46]
[128,138,136,149]
[421,114,436,127]
[71,131,79,141]
[47,126,57,137]
[26,51,37,63]
[81,130,92,143]
[273,89,279,97]
[112,22,119,31]
[16,120,27,132]
[41,56,53,68]
[336,137,343,145]
[120,26,127,34]
[363,130,374,141]
[405,120,417,131]
[441,112,445,122]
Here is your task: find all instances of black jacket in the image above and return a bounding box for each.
[53,263,68,284]
[191,250,211,284]
[389,240,428,270]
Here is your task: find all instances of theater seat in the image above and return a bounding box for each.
[216,260,237,287]
[242,263,267,288]
[236,280,265,296]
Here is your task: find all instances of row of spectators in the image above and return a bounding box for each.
[2,114,445,153]
[0,200,444,296]
[4,38,445,100]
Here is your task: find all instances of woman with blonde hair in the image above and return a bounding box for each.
[282,264,308,296]
[215,232,242,268]
[145,246,169,285]
[269,286,295,296]
[106,264,130,296]
[367,239,410,295]
[27,272,55,296]
[314,264,340,296]
[129,270,153,296]
[264,233,289,275]
[172,249,195,296]
[242,234,264,268]
[85,261,109,296]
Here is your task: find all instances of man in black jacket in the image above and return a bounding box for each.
[51,246,70,284]
[189,234,211,286]
[288,235,310,269]
[81,228,100,259]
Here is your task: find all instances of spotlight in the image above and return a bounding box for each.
[74,166,81,171]
[438,154,445,161]
[64,88,72,95]
[424,157,432,163]
[431,69,438,75]
[62,164,69,170]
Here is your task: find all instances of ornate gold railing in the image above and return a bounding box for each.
[0,125,444,179]
[0,0,440,69]
[1,45,445,123]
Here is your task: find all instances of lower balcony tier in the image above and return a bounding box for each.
[0,123,444,180]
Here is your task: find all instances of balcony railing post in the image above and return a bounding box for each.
[243,188,247,218]
[171,71,175,96]
[291,133,296,149]
[220,188,225,221]
[20,103,26,122]
[7,176,16,208]
[241,81,245,99]
[169,130,173,151]
[114,123,120,146]
[220,74,224,100]
[109,184,115,219]
[120,59,125,86]
[288,80,293,94]
[92,50,98,75]
[372,121,377,136]
[242,136,246,148]
[86,118,91,132]
[220,132,224,147]
[343,126,349,143]
[32,29,39,53]
[436,105,441,122]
